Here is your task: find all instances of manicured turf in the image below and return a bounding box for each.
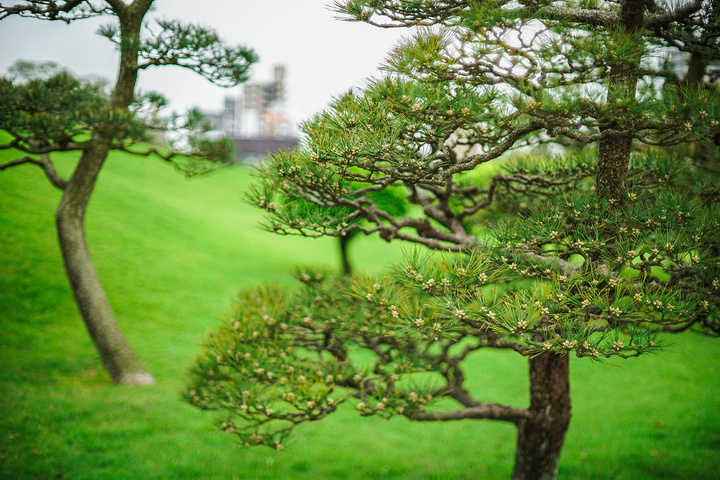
[1,150,718,479]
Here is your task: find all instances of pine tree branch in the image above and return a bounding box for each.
[653,320,698,334]
[102,0,122,10]
[127,0,154,14]
[0,156,38,170]
[645,0,704,29]
[447,123,542,176]
[135,19,256,87]
[406,402,537,423]
[351,212,475,251]
[439,347,483,408]
[484,336,533,353]
[534,6,617,27]
[535,0,703,28]
[543,127,603,144]
[332,0,468,28]
[262,141,597,252]
[113,144,229,177]
[0,0,106,22]
[0,138,23,151]
[114,144,179,161]
[39,153,68,189]
[645,0,667,15]
[0,138,90,154]
[0,154,68,190]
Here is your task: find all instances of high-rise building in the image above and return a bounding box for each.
[210,65,297,162]
[242,65,290,138]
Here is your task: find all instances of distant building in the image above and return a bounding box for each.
[231,136,299,163]
[207,65,298,163]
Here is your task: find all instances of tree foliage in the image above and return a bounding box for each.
[186,0,719,478]
[0,0,256,384]
[1,7,257,174]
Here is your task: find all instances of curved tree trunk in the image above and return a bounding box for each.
[511,353,571,480]
[51,1,155,385]
[57,140,154,385]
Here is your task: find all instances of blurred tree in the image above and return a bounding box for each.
[185,1,719,479]
[272,180,409,275]
[657,0,720,172]
[0,0,256,385]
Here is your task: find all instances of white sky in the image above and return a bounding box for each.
[0,0,406,129]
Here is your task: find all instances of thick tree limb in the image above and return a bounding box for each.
[406,403,537,424]
[544,127,604,144]
[535,6,617,27]
[645,0,704,28]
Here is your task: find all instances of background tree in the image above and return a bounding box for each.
[0,0,256,385]
[185,1,719,479]
[270,183,409,275]
[656,0,720,171]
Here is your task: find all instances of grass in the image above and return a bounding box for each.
[1,149,719,479]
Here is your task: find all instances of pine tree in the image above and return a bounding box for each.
[185,1,719,478]
[0,0,256,385]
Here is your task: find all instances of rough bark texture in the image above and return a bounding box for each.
[57,141,153,385]
[595,0,645,199]
[511,353,571,480]
[54,1,155,385]
[596,131,633,198]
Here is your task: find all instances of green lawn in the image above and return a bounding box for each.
[1,150,718,479]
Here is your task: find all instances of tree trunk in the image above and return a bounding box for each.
[683,47,719,174]
[56,141,154,385]
[511,353,571,480]
[596,55,639,199]
[595,0,645,199]
[53,1,153,385]
[596,132,633,199]
[339,231,356,275]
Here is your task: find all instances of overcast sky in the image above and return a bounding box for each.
[0,0,406,130]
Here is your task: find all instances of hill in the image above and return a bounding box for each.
[0,150,718,479]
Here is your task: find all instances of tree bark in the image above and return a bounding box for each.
[597,130,633,199]
[53,1,155,385]
[339,231,357,275]
[595,0,645,199]
[511,353,571,480]
[56,141,154,384]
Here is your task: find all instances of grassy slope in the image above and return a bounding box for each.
[0,150,718,479]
